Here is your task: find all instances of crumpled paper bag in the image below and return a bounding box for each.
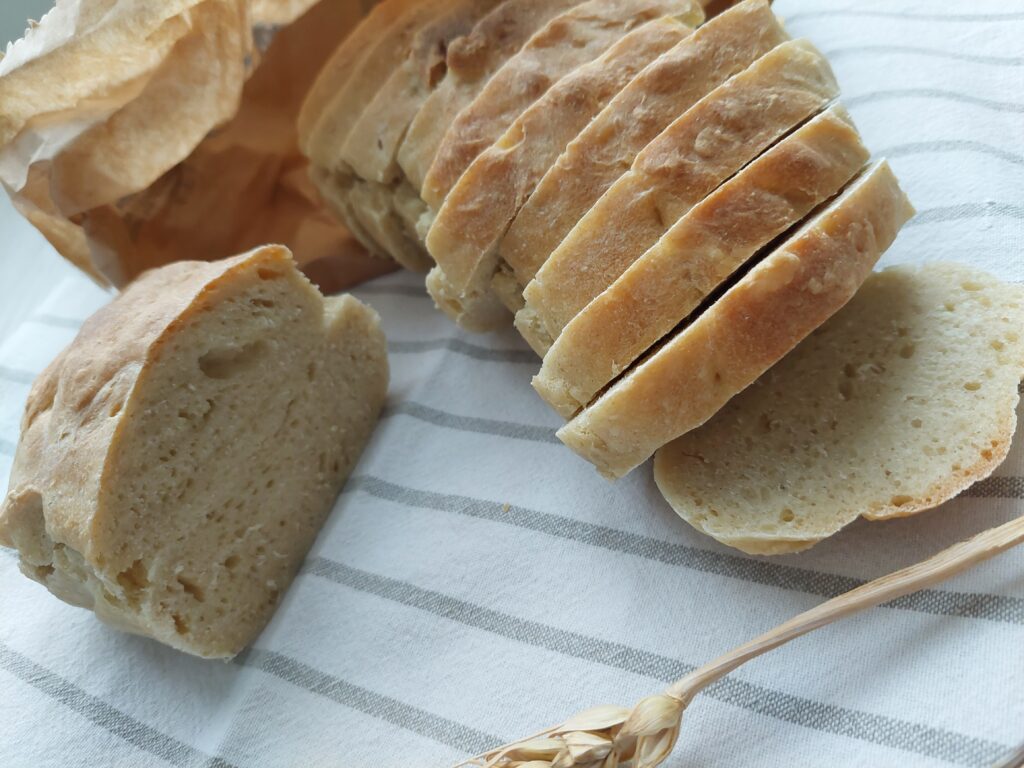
[0,0,393,293]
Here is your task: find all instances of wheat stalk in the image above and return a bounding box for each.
[455,513,1024,768]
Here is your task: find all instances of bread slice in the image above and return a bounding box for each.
[499,0,786,293]
[340,0,503,186]
[0,246,388,658]
[519,38,840,345]
[419,0,706,212]
[302,0,449,176]
[558,161,914,478]
[398,0,584,195]
[348,178,434,272]
[424,16,694,326]
[655,263,1024,555]
[535,104,869,418]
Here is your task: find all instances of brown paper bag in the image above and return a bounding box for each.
[0,0,393,293]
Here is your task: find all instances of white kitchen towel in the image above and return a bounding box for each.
[2,0,1023,766]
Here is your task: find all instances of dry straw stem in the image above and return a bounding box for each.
[455,511,1024,767]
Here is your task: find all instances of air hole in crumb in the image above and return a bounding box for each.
[911,418,923,428]
[177,576,205,602]
[307,362,317,381]
[899,344,915,359]
[257,268,283,281]
[991,340,1004,351]
[199,341,267,379]
[117,559,149,596]
[981,449,994,461]
[250,298,275,308]
[961,281,983,292]
[890,495,913,507]
[780,509,795,523]
[35,564,55,580]
[109,401,123,417]
[223,555,240,570]
[172,614,188,635]
[944,302,956,312]
[838,380,853,401]
[331,459,340,473]
[842,363,856,378]
[963,381,982,392]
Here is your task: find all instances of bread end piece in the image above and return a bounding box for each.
[655,263,1024,554]
[0,245,388,657]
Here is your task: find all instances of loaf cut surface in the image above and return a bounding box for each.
[534,104,869,418]
[559,161,914,478]
[0,246,388,658]
[655,263,1024,554]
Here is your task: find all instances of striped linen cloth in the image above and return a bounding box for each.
[2,0,1023,765]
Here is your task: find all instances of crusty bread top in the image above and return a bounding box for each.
[424,15,692,298]
[398,0,583,193]
[558,161,914,478]
[521,38,840,340]
[419,0,706,211]
[655,263,1024,555]
[340,0,503,185]
[499,0,784,286]
[534,104,869,418]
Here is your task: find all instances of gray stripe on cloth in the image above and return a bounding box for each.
[383,401,560,444]
[824,45,1024,67]
[907,203,1024,227]
[389,338,535,364]
[347,476,1024,625]
[0,365,35,385]
[29,313,84,330]
[962,477,1024,499]
[847,89,1024,114]
[240,648,499,755]
[0,642,233,768]
[304,558,1010,767]
[787,9,1024,24]
[878,141,1024,167]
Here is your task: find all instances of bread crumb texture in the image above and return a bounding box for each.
[655,262,1024,555]
[0,246,387,657]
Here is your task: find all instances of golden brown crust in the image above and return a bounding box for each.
[424,15,692,321]
[521,38,840,339]
[398,0,582,193]
[500,0,784,288]
[558,162,915,478]
[419,0,706,211]
[534,104,869,418]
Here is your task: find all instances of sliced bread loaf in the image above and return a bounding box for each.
[398,0,584,194]
[655,263,1024,554]
[0,245,388,658]
[424,15,694,327]
[419,0,706,212]
[558,161,914,478]
[534,104,869,418]
[499,0,785,293]
[519,38,840,345]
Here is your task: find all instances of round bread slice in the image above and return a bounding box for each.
[534,104,870,418]
[499,0,786,293]
[558,161,914,478]
[519,38,841,345]
[419,0,706,212]
[398,0,584,194]
[0,245,388,658]
[424,15,694,325]
[655,263,1024,555]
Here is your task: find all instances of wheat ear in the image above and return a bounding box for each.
[455,513,1024,768]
